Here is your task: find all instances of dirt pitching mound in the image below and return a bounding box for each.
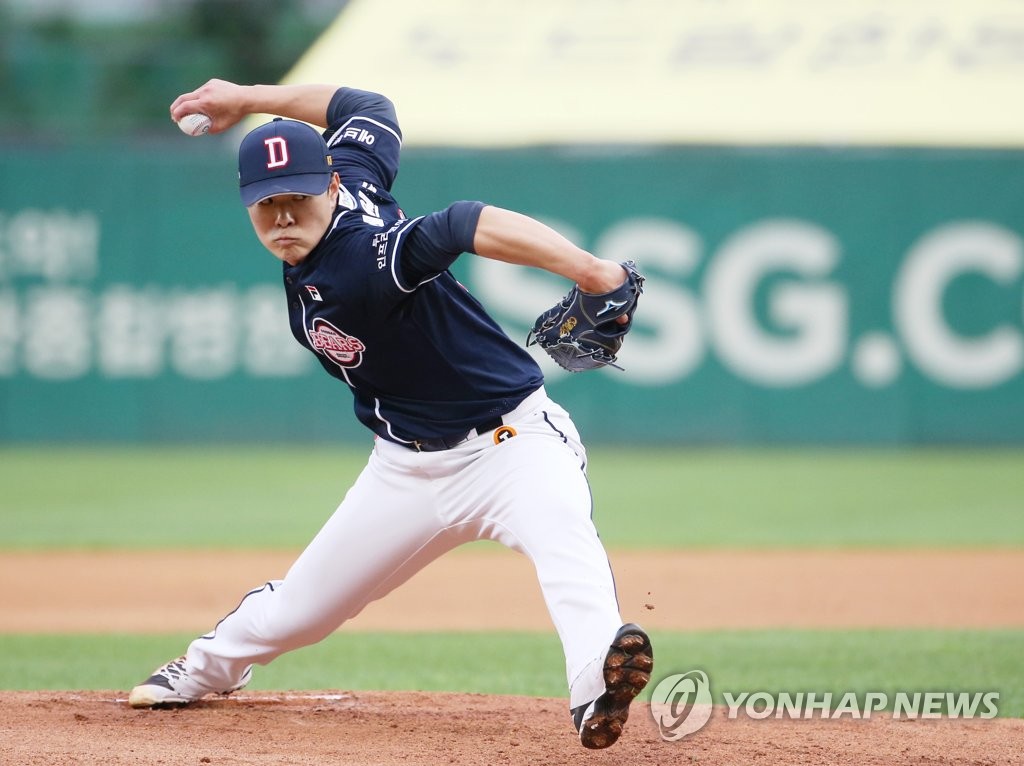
[2,690,1021,766]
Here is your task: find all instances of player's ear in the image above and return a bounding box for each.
[328,172,340,200]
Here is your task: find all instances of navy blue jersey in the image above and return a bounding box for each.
[280,88,543,443]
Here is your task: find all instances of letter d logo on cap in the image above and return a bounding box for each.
[264,137,289,169]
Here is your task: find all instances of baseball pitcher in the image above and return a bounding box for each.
[128,79,651,750]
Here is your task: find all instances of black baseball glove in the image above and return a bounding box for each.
[526,260,645,372]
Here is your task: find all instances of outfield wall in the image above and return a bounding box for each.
[1,144,1022,444]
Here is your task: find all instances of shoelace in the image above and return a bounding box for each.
[156,657,188,682]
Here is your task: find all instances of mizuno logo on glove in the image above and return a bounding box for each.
[596,299,628,316]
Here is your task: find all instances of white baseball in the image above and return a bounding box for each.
[177,113,212,137]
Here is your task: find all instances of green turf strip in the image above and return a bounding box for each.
[1,630,1020,717]
[2,447,1023,548]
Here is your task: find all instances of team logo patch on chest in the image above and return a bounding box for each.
[309,317,366,369]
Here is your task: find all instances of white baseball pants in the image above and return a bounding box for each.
[182,386,623,708]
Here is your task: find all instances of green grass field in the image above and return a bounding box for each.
[1,630,1020,716]
[1,446,1021,715]
[2,446,1022,549]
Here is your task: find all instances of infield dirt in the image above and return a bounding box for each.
[2,547,1022,764]
[5,548,1024,632]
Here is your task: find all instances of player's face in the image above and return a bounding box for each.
[247,174,340,266]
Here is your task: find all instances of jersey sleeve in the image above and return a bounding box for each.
[323,88,404,190]
[398,201,486,288]
[326,88,399,126]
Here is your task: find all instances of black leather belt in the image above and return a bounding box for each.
[406,416,504,452]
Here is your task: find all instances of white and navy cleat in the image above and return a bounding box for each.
[572,623,654,749]
[128,656,252,709]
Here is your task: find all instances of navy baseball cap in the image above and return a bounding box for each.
[238,118,334,206]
